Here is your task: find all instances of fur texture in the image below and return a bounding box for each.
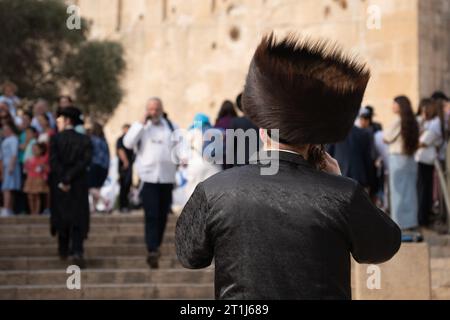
[242,32,371,145]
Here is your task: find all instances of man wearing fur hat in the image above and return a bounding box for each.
[175,34,401,299]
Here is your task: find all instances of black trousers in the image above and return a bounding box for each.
[417,162,434,226]
[118,168,132,209]
[14,166,29,214]
[141,182,173,253]
[58,225,84,257]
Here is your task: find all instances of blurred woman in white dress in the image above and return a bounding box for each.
[173,113,222,209]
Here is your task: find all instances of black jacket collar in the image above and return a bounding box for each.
[259,150,313,168]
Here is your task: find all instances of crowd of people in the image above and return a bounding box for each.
[119,96,259,268]
[0,81,110,218]
[1,76,449,267]
[328,92,450,237]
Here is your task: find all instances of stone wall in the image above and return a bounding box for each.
[70,0,438,144]
[418,0,450,100]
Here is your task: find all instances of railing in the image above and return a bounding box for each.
[434,159,450,233]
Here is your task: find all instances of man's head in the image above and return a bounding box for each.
[431,91,450,114]
[2,81,17,97]
[359,116,370,129]
[358,107,372,129]
[33,99,48,116]
[21,111,33,129]
[25,126,38,140]
[56,106,83,131]
[146,97,164,122]
[419,98,438,121]
[58,95,73,108]
[122,123,131,134]
[242,33,370,148]
[431,91,448,101]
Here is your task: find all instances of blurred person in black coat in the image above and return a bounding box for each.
[176,33,401,300]
[116,124,135,213]
[50,107,92,268]
[328,124,375,191]
[225,93,260,168]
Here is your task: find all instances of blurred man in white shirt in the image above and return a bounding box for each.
[124,97,178,268]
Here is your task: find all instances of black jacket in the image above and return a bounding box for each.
[175,151,401,300]
[50,129,92,239]
[328,126,375,188]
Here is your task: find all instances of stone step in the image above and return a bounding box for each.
[431,287,450,300]
[0,283,214,299]
[431,268,450,288]
[0,256,184,270]
[0,269,214,286]
[425,235,450,246]
[0,213,178,225]
[430,258,450,290]
[0,223,176,236]
[430,246,450,257]
[0,244,175,257]
[422,228,450,244]
[0,234,175,246]
[430,257,450,269]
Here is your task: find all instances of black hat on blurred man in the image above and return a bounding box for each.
[359,106,373,120]
[58,106,84,126]
[242,33,370,145]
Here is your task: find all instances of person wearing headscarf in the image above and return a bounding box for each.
[183,113,221,200]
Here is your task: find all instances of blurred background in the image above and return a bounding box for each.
[0,0,449,300]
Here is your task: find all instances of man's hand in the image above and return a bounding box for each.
[141,112,150,125]
[322,152,341,176]
[58,183,71,192]
[118,149,130,170]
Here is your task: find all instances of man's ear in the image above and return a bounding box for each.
[259,128,272,149]
[259,128,266,141]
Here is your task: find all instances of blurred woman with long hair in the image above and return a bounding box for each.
[214,100,237,130]
[384,96,419,231]
[214,100,238,169]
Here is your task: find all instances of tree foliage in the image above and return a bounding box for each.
[64,41,126,119]
[0,0,126,119]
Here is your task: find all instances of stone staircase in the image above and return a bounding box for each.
[424,231,450,300]
[0,212,214,299]
[0,212,449,299]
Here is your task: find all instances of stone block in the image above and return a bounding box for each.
[352,243,431,300]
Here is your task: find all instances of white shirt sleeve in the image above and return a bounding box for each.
[420,129,442,147]
[384,120,401,144]
[123,122,144,149]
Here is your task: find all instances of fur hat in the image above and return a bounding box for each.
[58,106,84,126]
[242,33,370,145]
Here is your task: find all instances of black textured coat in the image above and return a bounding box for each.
[50,129,92,239]
[175,151,401,300]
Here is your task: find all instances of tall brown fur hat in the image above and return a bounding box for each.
[242,33,370,145]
